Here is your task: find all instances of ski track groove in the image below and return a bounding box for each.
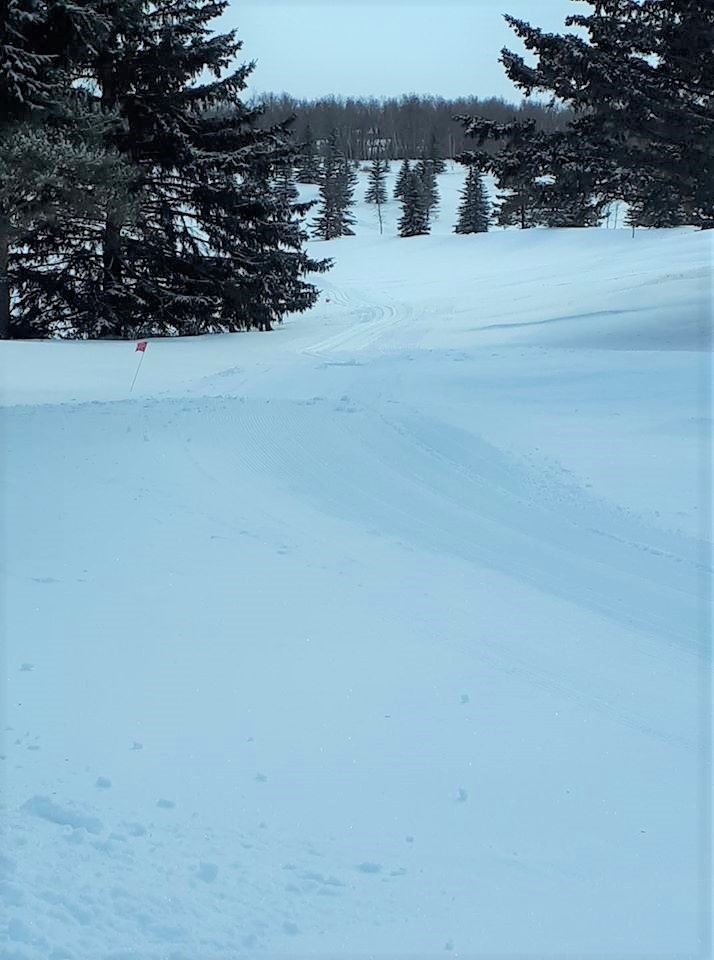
[182,396,703,654]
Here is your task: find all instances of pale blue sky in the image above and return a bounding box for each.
[219,0,580,102]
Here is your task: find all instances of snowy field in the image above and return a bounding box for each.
[1,165,712,959]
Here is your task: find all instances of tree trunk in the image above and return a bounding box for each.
[0,233,10,340]
[103,216,123,292]
[99,51,124,331]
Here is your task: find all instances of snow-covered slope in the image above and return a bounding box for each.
[1,166,711,959]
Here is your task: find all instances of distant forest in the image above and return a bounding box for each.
[252,93,572,160]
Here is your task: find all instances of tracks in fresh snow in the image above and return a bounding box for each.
[155,391,706,655]
[300,299,409,362]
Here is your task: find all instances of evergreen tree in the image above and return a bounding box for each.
[1,0,53,120]
[365,155,388,234]
[337,158,358,233]
[455,166,490,233]
[495,143,543,229]
[624,183,687,229]
[3,0,329,338]
[313,133,340,238]
[533,168,603,228]
[495,185,537,228]
[4,116,136,338]
[459,1,714,228]
[424,130,447,174]
[295,123,321,183]
[274,162,299,205]
[365,157,388,204]
[398,171,430,237]
[458,118,549,228]
[313,132,356,239]
[394,157,411,199]
[415,159,439,221]
[72,0,328,335]
[0,0,133,338]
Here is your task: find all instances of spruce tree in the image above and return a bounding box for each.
[424,130,447,174]
[295,123,321,184]
[274,163,299,205]
[365,157,388,204]
[86,0,328,335]
[0,0,133,338]
[313,134,340,239]
[496,187,534,228]
[3,0,329,338]
[313,132,356,239]
[398,171,429,237]
[337,158,358,234]
[458,120,546,229]
[534,169,602,228]
[365,156,388,234]
[624,183,687,229]
[415,159,439,221]
[4,118,136,338]
[1,0,53,120]
[455,166,490,234]
[394,157,411,200]
[459,1,714,228]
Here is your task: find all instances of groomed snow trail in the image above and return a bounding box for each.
[1,168,711,959]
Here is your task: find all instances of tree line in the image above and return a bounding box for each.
[0,0,328,340]
[252,92,572,162]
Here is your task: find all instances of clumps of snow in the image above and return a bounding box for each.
[197,862,218,883]
[22,796,103,835]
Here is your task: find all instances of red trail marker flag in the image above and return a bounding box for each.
[130,341,149,391]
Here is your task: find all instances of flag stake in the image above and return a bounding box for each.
[130,341,148,392]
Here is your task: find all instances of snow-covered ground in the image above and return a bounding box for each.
[1,166,712,959]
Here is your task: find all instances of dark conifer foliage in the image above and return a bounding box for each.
[1,0,53,119]
[365,157,389,205]
[398,171,430,237]
[91,0,328,336]
[533,169,603,228]
[337,158,359,232]
[313,131,356,239]
[394,158,411,200]
[493,134,542,228]
[274,163,300,205]
[415,159,439,221]
[455,167,490,234]
[423,130,447,174]
[0,0,133,338]
[295,123,321,183]
[2,0,329,338]
[624,184,687,229]
[459,119,600,229]
[458,1,714,229]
